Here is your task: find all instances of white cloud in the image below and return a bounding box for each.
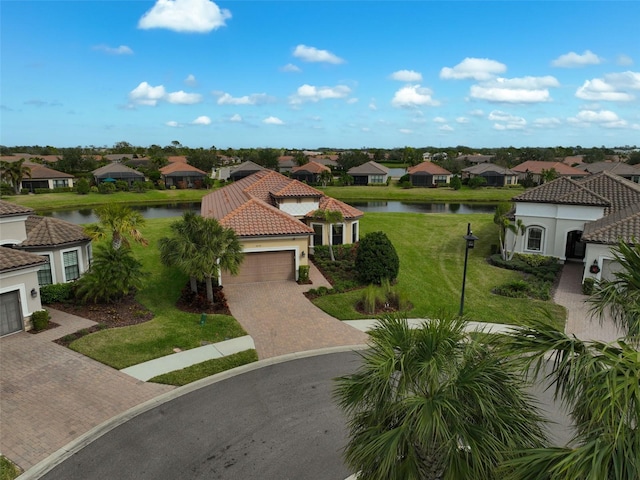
[488,110,527,130]
[93,44,133,55]
[617,54,634,66]
[551,50,602,68]
[439,125,454,132]
[217,92,274,105]
[433,116,447,123]
[292,44,344,64]
[568,109,627,128]
[281,63,301,73]
[456,117,469,124]
[469,109,484,117]
[391,85,439,108]
[166,120,180,127]
[390,70,423,82]
[129,82,166,106]
[229,114,242,122]
[440,58,507,81]
[263,116,284,125]
[192,115,211,125]
[533,117,562,128]
[166,90,203,104]
[575,72,640,102]
[138,0,231,33]
[185,74,197,86]
[399,129,413,134]
[470,80,553,103]
[290,84,351,103]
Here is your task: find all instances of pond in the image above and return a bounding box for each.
[40,201,497,224]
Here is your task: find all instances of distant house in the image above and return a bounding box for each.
[506,172,640,283]
[511,161,588,184]
[577,162,640,183]
[102,153,135,162]
[229,161,266,181]
[347,161,389,185]
[462,163,518,187]
[407,161,452,187]
[310,156,338,169]
[93,163,145,187]
[1,200,92,336]
[291,161,331,184]
[20,163,75,192]
[160,162,208,188]
[277,156,297,173]
[459,154,493,164]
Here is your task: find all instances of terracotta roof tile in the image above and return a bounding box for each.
[582,203,640,244]
[512,177,610,207]
[23,162,73,179]
[462,163,516,175]
[221,198,313,237]
[347,161,389,175]
[0,246,46,272]
[92,163,144,177]
[408,162,452,175]
[291,161,331,174]
[314,197,364,220]
[160,162,208,175]
[0,200,34,217]
[17,216,90,248]
[511,161,588,176]
[576,171,640,214]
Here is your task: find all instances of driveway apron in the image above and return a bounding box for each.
[0,309,173,471]
[223,264,367,359]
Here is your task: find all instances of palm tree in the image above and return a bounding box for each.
[159,212,244,303]
[84,204,148,250]
[312,208,344,262]
[335,314,546,480]
[501,318,640,480]
[494,203,525,261]
[587,239,640,341]
[0,158,32,194]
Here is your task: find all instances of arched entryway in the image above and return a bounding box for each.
[565,230,585,260]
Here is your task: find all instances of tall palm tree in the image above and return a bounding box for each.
[159,212,244,303]
[84,204,148,250]
[335,314,546,480]
[494,203,525,261]
[587,239,640,341]
[501,318,640,480]
[0,158,32,194]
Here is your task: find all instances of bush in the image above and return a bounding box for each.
[468,176,487,189]
[90,186,99,193]
[582,277,596,295]
[355,231,400,285]
[98,182,116,194]
[31,309,51,331]
[1,182,14,195]
[450,175,462,190]
[298,265,310,283]
[76,178,90,195]
[40,283,74,304]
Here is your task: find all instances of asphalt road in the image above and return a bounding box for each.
[40,351,573,480]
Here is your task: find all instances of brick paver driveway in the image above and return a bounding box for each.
[223,264,367,359]
[0,310,172,472]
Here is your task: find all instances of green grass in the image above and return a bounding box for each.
[0,456,21,480]
[148,349,259,386]
[312,213,566,327]
[69,217,247,369]
[319,184,523,203]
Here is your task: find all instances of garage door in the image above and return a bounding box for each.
[222,251,295,284]
[1,290,23,336]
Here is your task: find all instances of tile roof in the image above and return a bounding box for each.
[577,161,639,176]
[408,161,452,175]
[0,246,47,273]
[511,161,588,176]
[314,196,364,219]
[512,177,610,207]
[167,156,188,163]
[230,161,265,174]
[23,162,73,179]
[348,161,389,175]
[576,171,640,215]
[93,163,144,177]
[582,203,640,244]
[0,200,34,217]
[291,161,331,174]
[17,215,90,248]
[160,162,208,175]
[462,163,516,175]
[201,170,362,237]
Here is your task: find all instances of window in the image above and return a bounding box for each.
[332,224,344,246]
[352,222,359,243]
[37,257,53,286]
[53,179,69,188]
[312,224,323,246]
[63,250,80,281]
[526,227,543,252]
[370,175,385,184]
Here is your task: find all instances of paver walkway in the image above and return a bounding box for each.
[0,309,173,471]
[222,263,368,359]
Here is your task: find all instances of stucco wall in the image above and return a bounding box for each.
[0,215,29,244]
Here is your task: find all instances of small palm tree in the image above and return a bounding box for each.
[312,208,344,261]
[84,204,148,250]
[0,158,32,194]
[335,313,546,480]
[494,203,525,261]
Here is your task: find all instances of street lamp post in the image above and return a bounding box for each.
[459,223,478,317]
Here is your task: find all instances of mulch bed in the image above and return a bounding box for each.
[48,294,154,328]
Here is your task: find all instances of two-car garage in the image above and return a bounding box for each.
[221,251,296,285]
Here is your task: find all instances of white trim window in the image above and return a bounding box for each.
[525,227,544,252]
[352,222,359,243]
[332,224,344,246]
[311,224,323,246]
[62,249,80,282]
[37,254,54,286]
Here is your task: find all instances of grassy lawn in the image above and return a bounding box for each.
[0,456,21,480]
[312,213,566,327]
[69,217,248,369]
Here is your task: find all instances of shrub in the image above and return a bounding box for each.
[582,277,596,295]
[98,182,115,194]
[298,265,310,283]
[76,178,90,195]
[1,182,14,195]
[90,186,99,193]
[361,284,383,315]
[31,309,51,331]
[494,280,530,298]
[355,231,400,285]
[40,283,74,304]
[450,175,462,190]
[468,176,487,189]
[115,180,128,192]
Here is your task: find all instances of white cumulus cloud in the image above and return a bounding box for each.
[185,74,197,86]
[390,70,423,82]
[281,63,301,73]
[576,71,640,101]
[166,120,180,127]
[138,0,231,33]
[439,125,454,132]
[533,117,562,128]
[292,44,344,64]
[217,92,274,105]
[568,109,627,128]
[433,116,447,123]
[470,83,553,103]
[93,44,133,55]
[440,58,507,81]
[192,115,211,125]
[263,116,284,125]
[166,90,203,104]
[617,54,634,66]
[129,82,166,106]
[488,110,527,130]
[456,117,469,124]
[391,85,439,108]
[229,114,242,122]
[551,50,602,68]
[290,84,351,104]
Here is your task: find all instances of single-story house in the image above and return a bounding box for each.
[511,161,588,184]
[229,161,266,181]
[408,161,452,187]
[577,162,640,183]
[93,163,145,187]
[347,161,389,185]
[462,163,518,187]
[0,200,92,335]
[310,155,339,169]
[506,171,640,283]
[291,161,332,184]
[201,170,363,285]
[20,162,75,192]
[459,154,493,164]
[277,156,297,173]
[160,162,208,188]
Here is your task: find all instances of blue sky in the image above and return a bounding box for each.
[2,0,639,150]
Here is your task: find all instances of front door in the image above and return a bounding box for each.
[1,290,23,336]
[565,230,585,259]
